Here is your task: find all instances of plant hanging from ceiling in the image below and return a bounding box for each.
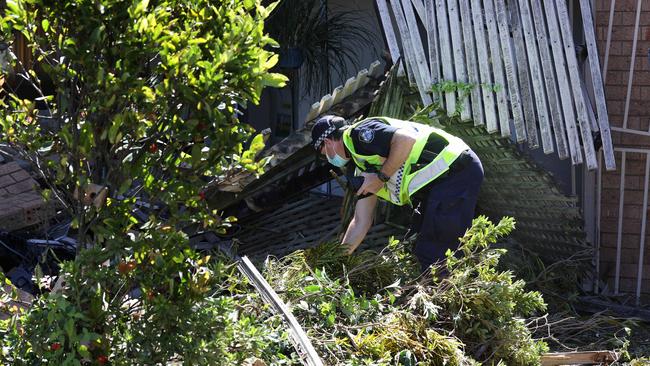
[265,0,377,97]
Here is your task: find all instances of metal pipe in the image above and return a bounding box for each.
[635,154,650,305]
[615,151,626,294]
[602,0,616,83]
[622,0,643,129]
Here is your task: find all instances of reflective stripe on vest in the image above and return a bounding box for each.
[342,117,469,206]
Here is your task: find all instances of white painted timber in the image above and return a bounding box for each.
[495,0,522,140]
[519,0,554,153]
[509,0,538,147]
[376,0,405,76]
[579,0,615,171]
[471,0,497,131]
[484,0,510,136]
[459,0,484,126]
[531,0,569,159]
[543,0,583,165]
[400,0,434,105]
[410,0,426,22]
[426,0,441,100]
[391,0,433,104]
[447,0,471,120]
[435,0,456,115]
[556,0,597,169]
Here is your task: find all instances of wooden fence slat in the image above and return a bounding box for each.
[579,0,616,171]
[400,0,434,105]
[509,0,539,147]
[391,0,433,104]
[426,0,441,101]
[435,0,457,115]
[542,0,582,165]
[447,0,471,121]
[471,0,498,131]
[376,0,405,77]
[483,0,510,136]
[410,0,426,22]
[459,0,484,126]
[495,0,523,141]
[531,0,569,160]
[519,0,553,153]
[556,0,597,169]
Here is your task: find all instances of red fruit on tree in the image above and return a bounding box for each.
[198,191,206,201]
[97,355,108,364]
[148,143,158,153]
[51,342,61,351]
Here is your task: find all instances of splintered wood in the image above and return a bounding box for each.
[374,0,616,171]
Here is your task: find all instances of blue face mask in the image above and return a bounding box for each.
[327,153,350,167]
[325,144,349,167]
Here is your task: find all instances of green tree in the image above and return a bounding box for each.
[0,0,288,364]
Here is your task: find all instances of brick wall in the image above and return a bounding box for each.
[596,0,650,301]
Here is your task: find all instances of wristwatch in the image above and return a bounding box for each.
[376,171,390,183]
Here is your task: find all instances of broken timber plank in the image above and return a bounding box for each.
[579,0,616,171]
[410,0,426,22]
[519,0,554,153]
[435,0,456,115]
[426,0,441,100]
[447,0,471,121]
[471,0,498,131]
[389,0,419,87]
[483,0,510,136]
[531,0,569,159]
[391,0,433,105]
[495,0,522,140]
[459,0,484,126]
[543,0,582,165]
[556,0,597,169]
[238,256,324,366]
[540,351,618,366]
[375,0,404,76]
[399,0,433,105]
[509,0,538,147]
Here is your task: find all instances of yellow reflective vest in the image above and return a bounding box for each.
[342,117,469,206]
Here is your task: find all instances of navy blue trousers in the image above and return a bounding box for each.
[411,149,484,272]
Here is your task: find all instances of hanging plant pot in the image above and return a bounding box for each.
[278,47,304,69]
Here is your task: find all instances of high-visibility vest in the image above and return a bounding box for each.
[342,117,469,206]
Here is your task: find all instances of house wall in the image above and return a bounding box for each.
[596,0,650,303]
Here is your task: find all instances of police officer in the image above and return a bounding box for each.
[311,115,484,272]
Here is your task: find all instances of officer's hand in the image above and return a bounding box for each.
[356,172,383,196]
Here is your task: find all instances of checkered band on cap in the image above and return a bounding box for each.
[313,124,336,150]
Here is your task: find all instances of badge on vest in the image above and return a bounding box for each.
[359,128,375,143]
